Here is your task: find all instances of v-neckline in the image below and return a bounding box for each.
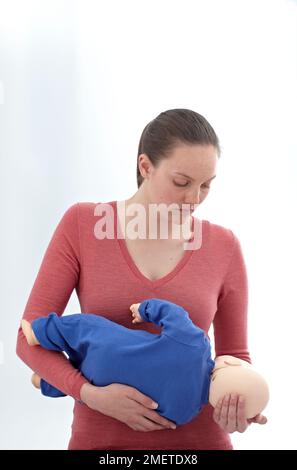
[111,200,197,290]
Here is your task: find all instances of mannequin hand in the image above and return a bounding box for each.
[130,303,143,324]
[212,394,268,433]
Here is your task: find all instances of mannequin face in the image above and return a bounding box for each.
[211,355,251,381]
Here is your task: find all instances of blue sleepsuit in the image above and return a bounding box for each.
[31,298,215,425]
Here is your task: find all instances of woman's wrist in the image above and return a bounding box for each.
[80,382,96,405]
[80,382,105,411]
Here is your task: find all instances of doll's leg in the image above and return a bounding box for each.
[21,319,40,346]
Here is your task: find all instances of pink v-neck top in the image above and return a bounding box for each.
[16,200,251,450]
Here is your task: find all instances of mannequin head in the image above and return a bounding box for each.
[209,355,269,419]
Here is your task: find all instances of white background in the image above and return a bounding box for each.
[0,0,296,450]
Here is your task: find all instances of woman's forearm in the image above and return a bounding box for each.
[16,325,89,401]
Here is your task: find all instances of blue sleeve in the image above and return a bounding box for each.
[138,298,205,346]
[31,313,93,400]
[31,312,84,359]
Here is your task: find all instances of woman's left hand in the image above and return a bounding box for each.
[212,393,268,433]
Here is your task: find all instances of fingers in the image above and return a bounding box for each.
[248,414,268,425]
[134,416,173,432]
[219,394,230,427]
[127,389,177,432]
[133,419,165,432]
[143,409,177,430]
[129,389,159,411]
[257,415,268,424]
[213,394,230,428]
[225,394,237,433]
[213,394,249,433]
[212,398,222,427]
[236,396,249,433]
[131,306,142,323]
[132,315,141,324]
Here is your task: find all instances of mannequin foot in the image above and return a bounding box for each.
[31,373,41,389]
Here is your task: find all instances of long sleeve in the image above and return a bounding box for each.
[16,203,89,401]
[32,313,88,399]
[213,231,252,364]
[32,313,80,353]
[139,298,206,346]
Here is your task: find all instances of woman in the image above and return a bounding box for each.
[16,108,267,450]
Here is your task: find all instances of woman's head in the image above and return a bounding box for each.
[136,109,220,209]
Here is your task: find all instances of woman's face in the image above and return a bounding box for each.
[140,143,218,213]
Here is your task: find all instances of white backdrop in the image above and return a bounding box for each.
[0,0,296,450]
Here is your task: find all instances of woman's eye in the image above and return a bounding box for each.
[173,181,211,189]
[173,181,189,187]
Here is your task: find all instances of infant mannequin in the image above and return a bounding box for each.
[21,298,269,424]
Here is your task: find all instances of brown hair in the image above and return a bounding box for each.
[136,108,221,188]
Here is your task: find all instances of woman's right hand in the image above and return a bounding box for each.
[80,382,177,432]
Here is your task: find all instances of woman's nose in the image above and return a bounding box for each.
[185,189,201,207]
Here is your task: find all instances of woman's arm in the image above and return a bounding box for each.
[16,203,89,401]
[213,231,252,364]
[16,203,178,431]
[212,231,267,432]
